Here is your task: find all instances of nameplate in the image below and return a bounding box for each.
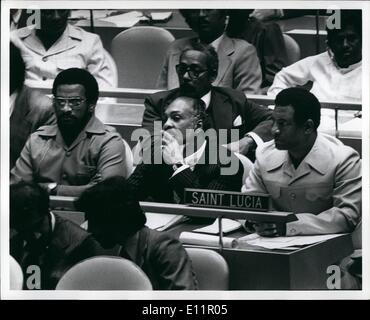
[184,189,269,212]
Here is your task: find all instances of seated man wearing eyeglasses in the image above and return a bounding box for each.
[144,44,272,159]
[11,68,128,197]
[157,9,262,94]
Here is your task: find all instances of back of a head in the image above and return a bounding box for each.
[10,181,50,230]
[275,88,321,129]
[52,68,99,105]
[76,176,146,236]
[10,41,25,94]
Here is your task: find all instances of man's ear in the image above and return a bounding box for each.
[88,104,95,113]
[304,119,315,134]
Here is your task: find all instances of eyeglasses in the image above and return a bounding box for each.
[176,63,207,80]
[53,97,86,108]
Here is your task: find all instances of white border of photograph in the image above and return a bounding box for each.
[1,0,369,300]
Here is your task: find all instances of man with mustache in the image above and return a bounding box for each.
[242,88,361,237]
[10,9,115,89]
[157,9,262,94]
[268,10,362,102]
[144,44,273,159]
[10,181,101,289]
[11,68,128,197]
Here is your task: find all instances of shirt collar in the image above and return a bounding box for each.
[184,140,207,168]
[210,33,225,52]
[328,49,362,73]
[201,91,212,110]
[265,134,329,175]
[39,115,106,136]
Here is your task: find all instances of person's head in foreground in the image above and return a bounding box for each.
[76,176,146,249]
[10,181,52,249]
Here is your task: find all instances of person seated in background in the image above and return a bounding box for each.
[11,68,128,197]
[10,41,56,169]
[144,44,272,159]
[157,9,262,94]
[249,9,328,21]
[268,10,362,102]
[10,181,101,289]
[242,88,361,237]
[130,96,243,203]
[10,9,115,89]
[226,9,289,88]
[75,176,198,290]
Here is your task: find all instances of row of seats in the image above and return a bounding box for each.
[107,26,300,90]
[9,248,229,290]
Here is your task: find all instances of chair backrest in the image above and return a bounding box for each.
[185,248,229,290]
[283,34,301,65]
[10,255,23,290]
[55,256,152,290]
[234,152,253,184]
[111,26,175,89]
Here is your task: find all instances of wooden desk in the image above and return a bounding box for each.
[49,196,355,289]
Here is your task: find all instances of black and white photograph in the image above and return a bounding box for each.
[1,0,369,303]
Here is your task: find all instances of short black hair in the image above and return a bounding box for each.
[10,181,50,230]
[180,42,219,79]
[326,10,362,42]
[10,41,25,94]
[52,68,99,104]
[75,176,146,238]
[275,88,321,129]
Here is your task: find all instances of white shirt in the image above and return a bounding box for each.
[268,51,362,102]
[10,24,116,89]
[171,141,207,177]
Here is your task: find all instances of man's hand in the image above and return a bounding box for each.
[162,130,184,165]
[225,136,256,156]
[245,220,286,237]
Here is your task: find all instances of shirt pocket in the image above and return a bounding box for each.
[55,57,84,72]
[75,165,97,185]
[304,185,333,202]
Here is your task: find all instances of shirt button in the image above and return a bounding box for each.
[290,228,296,235]
[66,151,71,157]
[62,173,68,180]
[290,193,296,200]
[42,56,48,62]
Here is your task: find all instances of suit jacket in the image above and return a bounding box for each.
[156,35,262,94]
[128,142,243,203]
[117,226,197,290]
[10,86,56,169]
[10,214,101,289]
[226,15,289,87]
[143,86,273,144]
